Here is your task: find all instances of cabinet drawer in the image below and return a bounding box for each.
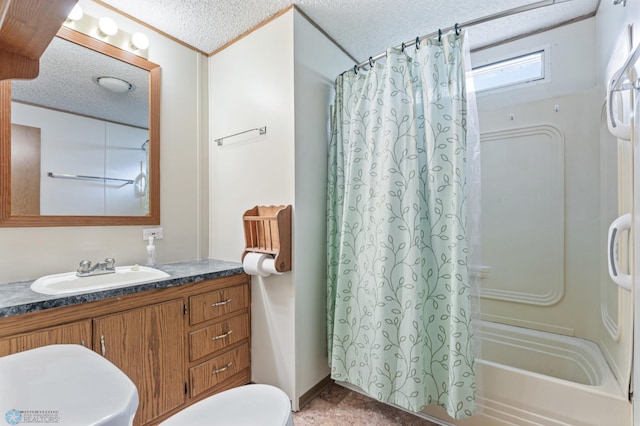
[189,284,248,325]
[189,314,249,361]
[190,343,250,398]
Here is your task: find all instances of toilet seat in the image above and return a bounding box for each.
[161,384,293,426]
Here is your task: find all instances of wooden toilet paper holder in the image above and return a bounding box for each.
[242,205,292,273]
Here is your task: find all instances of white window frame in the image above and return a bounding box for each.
[471,45,551,96]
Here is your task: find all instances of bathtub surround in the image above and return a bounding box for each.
[422,321,631,425]
[596,2,640,425]
[471,15,634,410]
[327,31,480,419]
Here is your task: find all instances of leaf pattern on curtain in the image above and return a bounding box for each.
[327,32,476,419]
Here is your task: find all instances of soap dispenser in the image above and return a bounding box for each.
[146,236,156,266]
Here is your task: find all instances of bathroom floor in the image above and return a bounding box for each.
[293,382,439,425]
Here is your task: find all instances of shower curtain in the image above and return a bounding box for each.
[327,31,480,419]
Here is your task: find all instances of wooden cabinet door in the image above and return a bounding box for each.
[0,320,91,356]
[94,299,185,426]
[11,123,41,215]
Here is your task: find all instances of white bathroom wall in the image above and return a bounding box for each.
[292,11,353,401]
[209,8,297,404]
[0,0,209,283]
[209,7,353,408]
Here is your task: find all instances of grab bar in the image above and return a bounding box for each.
[607,213,632,291]
[47,172,134,185]
[608,40,640,130]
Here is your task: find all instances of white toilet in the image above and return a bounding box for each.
[0,344,138,426]
[160,383,293,426]
[0,344,293,426]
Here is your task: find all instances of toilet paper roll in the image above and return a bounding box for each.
[243,253,270,277]
[242,253,284,277]
[261,257,283,276]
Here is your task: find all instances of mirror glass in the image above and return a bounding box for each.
[0,26,160,226]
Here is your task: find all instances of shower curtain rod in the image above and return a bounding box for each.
[352,0,575,72]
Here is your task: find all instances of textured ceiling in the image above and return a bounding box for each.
[97,0,599,59]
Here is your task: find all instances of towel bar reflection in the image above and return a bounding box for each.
[47,172,134,185]
[215,126,267,146]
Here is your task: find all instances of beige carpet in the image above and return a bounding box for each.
[293,382,439,425]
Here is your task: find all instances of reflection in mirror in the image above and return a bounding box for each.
[12,37,149,216]
[0,26,160,226]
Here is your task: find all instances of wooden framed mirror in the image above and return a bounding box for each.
[0,26,160,227]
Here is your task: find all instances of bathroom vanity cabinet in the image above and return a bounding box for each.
[94,299,186,425]
[0,272,251,426]
[187,284,251,398]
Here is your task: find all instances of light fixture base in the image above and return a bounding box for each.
[94,76,134,94]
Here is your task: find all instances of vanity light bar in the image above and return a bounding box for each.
[63,9,149,59]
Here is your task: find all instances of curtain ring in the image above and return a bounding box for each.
[353,65,358,74]
[415,36,420,50]
[369,57,374,68]
[438,29,442,42]
[455,23,460,36]
[401,42,406,52]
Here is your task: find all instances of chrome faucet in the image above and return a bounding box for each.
[76,258,116,277]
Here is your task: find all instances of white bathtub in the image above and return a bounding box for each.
[421,321,632,426]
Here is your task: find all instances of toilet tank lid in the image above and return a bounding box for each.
[0,344,138,425]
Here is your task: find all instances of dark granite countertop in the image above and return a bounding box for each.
[0,259,244,318]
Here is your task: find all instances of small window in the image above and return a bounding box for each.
[471,50,545,93]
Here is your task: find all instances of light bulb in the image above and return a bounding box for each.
[67,5,83,21]
[131,32,149,50]
[98,17,118,37]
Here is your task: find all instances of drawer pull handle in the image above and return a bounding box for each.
[211,299,232,307]
[211,362,233,375]
[100,335,106,357]
[212,330,233,340]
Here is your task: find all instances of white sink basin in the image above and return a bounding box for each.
[30,265,170,295]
